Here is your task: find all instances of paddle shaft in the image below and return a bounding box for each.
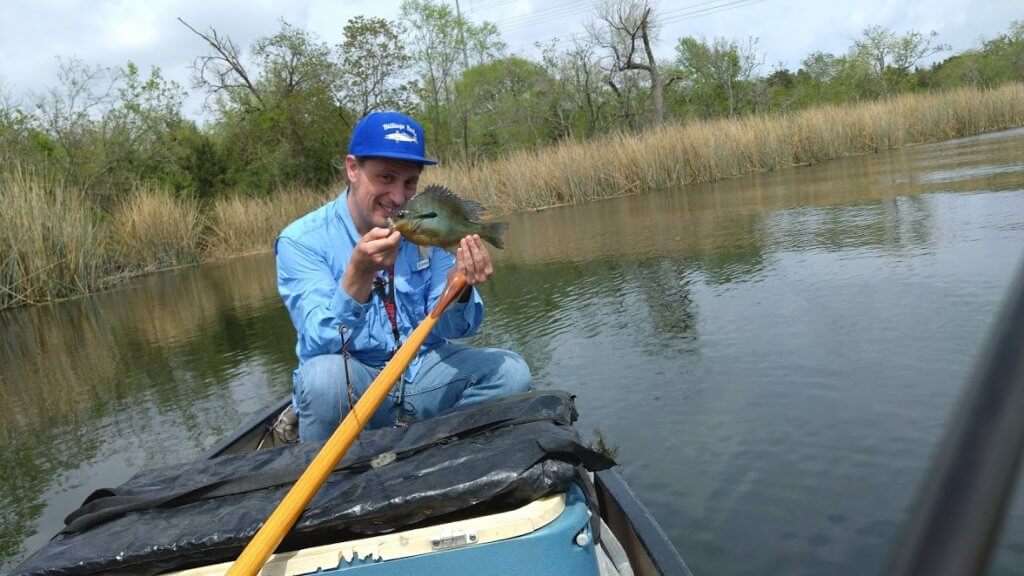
[226,274,469,576]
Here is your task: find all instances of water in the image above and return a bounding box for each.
[2,127,1024,575]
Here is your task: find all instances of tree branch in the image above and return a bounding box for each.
[178,17,265,110]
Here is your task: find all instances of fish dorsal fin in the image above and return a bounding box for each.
[420,184,485,222]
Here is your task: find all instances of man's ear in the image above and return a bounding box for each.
[344,155,359,183]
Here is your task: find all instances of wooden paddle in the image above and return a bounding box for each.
[226,273,469,576]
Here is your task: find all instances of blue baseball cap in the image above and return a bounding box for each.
[348,111,437,165]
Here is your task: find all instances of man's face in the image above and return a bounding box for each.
[345,156,422,234]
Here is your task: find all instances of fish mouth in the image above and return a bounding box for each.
[378,201,401,229]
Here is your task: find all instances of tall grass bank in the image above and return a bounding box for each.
[432,84,1024,212]
[0,182,326,309]
[2,83,1023,309]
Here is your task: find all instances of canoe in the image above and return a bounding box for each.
[14,392,693,576]
[201,397,695,576]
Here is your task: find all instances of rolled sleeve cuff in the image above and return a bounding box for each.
[331,282,372,332]
[446,300,470,317]
[444,298,482,328]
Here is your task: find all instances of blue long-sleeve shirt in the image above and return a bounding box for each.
[275,189,483,381]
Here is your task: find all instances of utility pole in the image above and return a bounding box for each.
[454,0,471,165]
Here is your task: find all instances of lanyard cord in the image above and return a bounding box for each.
[373,266,415,425]
[373,266,401,350]
[338,325,362,432]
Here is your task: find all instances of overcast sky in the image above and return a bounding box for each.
[0,0,1019,119]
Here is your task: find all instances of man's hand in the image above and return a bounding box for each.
[451,235,493,286]
[343,227,401,303]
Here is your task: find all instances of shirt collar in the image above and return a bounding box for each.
[336,186,361,246]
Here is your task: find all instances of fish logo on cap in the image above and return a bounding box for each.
[384,130,418,144]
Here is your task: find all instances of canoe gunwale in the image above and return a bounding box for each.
[201,397,291,460]
[594,468,693,576]
[200,397,691,576]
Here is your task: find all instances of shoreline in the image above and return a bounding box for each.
[3,83,1023,311]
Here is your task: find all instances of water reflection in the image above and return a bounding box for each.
[0,255,296,565]
[3,127,1024,574]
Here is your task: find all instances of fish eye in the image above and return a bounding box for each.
[395,209,408,219]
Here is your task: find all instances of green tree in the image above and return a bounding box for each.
[457,56,558,158]
[791,51,873,105]
[0,76,42,167]
[183,19,346,193]
[399,0,504,163]
[853,25,949,97]
[672,36,763,118]
[99,62,189,194]
[173,123,227,199]
[929,21,1024,88]
[337,16,417,117]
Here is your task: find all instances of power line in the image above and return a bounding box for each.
[661,0,767,25]
[499,1,599,31]
[660,0,748,18]
[467,0,521,13]
[497,0,733,33]
[499,0,764,38]
[502,0,770,56]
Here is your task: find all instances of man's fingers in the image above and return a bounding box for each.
[362,230,401,253]
[352,228,401,274]
[364,227,398,241]
[458,244,475,279]
[469,235,491,275]
[457,235,493,285]
[364,228,400,246]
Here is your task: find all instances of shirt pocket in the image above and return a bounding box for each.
[395,269,430,318]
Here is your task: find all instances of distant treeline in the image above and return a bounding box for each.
[0,1,1022,201]
[2,0,1024,309]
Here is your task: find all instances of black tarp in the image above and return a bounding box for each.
[13,391,614,576]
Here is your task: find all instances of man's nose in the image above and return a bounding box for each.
[386,187,406,206]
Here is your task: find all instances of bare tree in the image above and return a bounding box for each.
[586,0,674,126]
[32,57,117,180]
[178,17,265,111]
[541,37,610,138]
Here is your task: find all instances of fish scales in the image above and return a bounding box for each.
[388,185,508,250]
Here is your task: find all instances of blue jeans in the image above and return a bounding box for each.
[292,343,532,442]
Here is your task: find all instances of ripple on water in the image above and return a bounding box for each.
[5,130,1024,575]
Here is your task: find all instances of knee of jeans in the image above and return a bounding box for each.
[295,355,346,408]
[497,351,532,393]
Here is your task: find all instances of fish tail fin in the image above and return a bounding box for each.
[481,221,509,250]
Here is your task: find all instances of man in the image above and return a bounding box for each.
[275,111,531,442]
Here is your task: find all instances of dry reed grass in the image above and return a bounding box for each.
[204,188,334,258]
[106,185,205,273]
[2,83,1022,308]
[0,168,104,308]
[429,83,1024,213]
